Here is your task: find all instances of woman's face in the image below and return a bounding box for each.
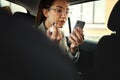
[44,0,69,28]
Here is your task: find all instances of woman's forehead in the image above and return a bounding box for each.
[52,0,69,8]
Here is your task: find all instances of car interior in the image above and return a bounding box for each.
[88,1,120,80]
[0,0,119,80]
[0,1,81,80]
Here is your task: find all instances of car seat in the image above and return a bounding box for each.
[87,1,120,80]
[0,8,81,80]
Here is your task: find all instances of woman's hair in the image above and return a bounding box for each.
[35,0,69,26]
[35,0,55,25]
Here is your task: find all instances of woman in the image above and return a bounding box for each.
[35,0,84,62]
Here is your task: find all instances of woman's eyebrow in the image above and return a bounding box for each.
[56,6,69,10]
[56,6,63,8]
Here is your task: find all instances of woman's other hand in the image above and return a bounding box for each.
[47,26,62,43]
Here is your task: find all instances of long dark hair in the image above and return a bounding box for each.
[35,0,55,26]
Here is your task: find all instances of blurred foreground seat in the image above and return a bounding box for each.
[0,9,81,80]
[87,1,120,80]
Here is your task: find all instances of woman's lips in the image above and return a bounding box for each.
[58,21,65,24]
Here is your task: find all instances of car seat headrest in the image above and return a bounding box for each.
[107,1,120,33]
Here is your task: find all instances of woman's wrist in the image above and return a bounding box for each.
[70,46,78,56]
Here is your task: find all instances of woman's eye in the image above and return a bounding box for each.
[57,9,62,13]
[66,10,69,14]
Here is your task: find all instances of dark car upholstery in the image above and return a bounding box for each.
[87,1,120,80]
[0,8,82,80]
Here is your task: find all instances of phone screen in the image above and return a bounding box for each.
[74,20,85,29]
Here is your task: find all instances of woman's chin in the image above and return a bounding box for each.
[57,25,63,28]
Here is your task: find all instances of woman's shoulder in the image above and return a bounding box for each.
[60,30,64,35]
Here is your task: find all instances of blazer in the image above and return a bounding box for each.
[37,22,80,62]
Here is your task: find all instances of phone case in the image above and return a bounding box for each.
[74,20,85,29]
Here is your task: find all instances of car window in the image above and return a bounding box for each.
[62,0,118,42]
[0,0,27,14]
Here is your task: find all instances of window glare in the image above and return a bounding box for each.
[94,0,106,23]
[62,0,116,42]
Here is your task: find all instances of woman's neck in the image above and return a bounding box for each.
[44,20,51,30]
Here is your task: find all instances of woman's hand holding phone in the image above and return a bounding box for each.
[68,20,85,54]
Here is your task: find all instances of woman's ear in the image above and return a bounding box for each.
[42,9,49,17]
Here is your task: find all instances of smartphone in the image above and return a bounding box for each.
[74,20,85,29]
[67,20,85,47]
